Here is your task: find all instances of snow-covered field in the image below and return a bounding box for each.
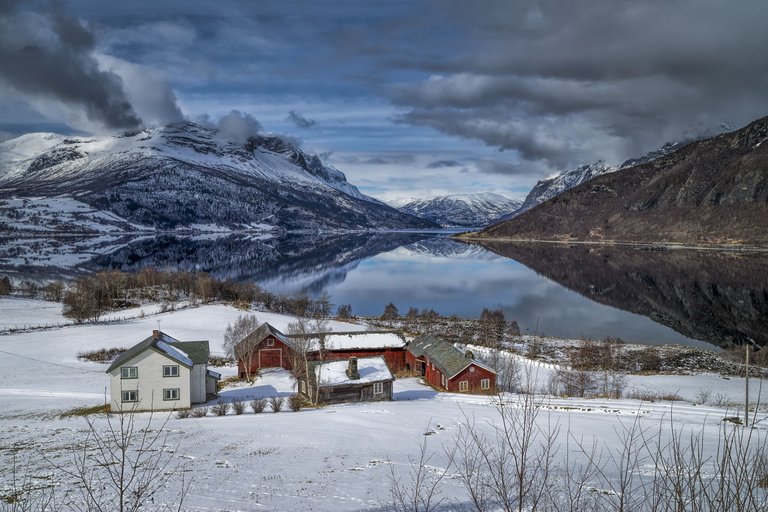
[0,301,766,511]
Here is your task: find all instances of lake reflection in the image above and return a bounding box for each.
[3,233,767,348]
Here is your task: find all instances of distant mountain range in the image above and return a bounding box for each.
[473,116,768,247]
[0,123,436,233]
[397,193,522,227]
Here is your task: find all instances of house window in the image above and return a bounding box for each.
[121,390,138,402]
[163,388,180,401]
[163,365,179,377]
[121,367,138,379]
[459,381,469,392]
[481,379,490,390]
[266,338,275,347]
[373,382,383,395]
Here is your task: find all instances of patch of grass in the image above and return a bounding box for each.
[626,390,682,402]
[77,347,127,363]
[60,403,110,418]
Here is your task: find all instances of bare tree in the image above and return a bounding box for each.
[286,317,330,405]
[387,432,449,512]
[49,407,188,512]
[223,314,260,381]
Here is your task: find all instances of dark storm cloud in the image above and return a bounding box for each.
[287,110,316,129]
[382,0,768,168]
[0,0,142,129]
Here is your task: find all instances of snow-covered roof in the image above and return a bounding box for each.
[156,340,193,367]
[315,356,394,387]
[302,331,406,351]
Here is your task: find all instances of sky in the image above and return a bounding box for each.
[1,0,768,204]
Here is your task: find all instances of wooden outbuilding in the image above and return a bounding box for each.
[302,356,394,404]
[406,334,496,394]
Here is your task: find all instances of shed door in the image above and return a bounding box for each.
[259,349,282,368]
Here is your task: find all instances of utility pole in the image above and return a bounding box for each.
[745,344,750,427]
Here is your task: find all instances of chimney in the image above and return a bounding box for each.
[346,357,360,380]
[152,329,160,339]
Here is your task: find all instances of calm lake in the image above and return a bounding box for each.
[3,232,768,349]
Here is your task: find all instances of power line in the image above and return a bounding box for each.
[0,349,104,374]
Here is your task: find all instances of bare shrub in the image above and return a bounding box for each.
[250,398,267,414]
[269,396,285,413]
[223,314,260,381]
[231,399,246,415]
[211,401,229,416]
[190,407,208,418]
[175,409,190,419]
[288,395,303,412]
[696,387,713,405]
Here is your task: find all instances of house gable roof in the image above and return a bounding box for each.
[106,331,202,373]
[407,334,495,379]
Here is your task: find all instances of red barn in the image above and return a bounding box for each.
[236,324,407,377]
[236,323,297,377]
[406,334,496,394]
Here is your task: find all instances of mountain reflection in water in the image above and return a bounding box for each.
[477,241,768,349]
[2,233,766,348]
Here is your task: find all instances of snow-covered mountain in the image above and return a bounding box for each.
[0,123,435,233]
[397,193,522,228]
[497,142,685,222]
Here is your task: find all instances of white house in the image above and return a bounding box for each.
[106,330,221,412]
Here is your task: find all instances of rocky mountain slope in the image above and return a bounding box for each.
[0,123,436,232]
[398,193,522,227]
[475,116,768,246]
[501,143,684,222]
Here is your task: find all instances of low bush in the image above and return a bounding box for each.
[190,407,208,418]
[211,401,230,416]
[250,398,267,413]
[232,399,246,415]
[269,396,285,413]
[288,395,303,412]
[626,390,682,402]
[176,409,191,419]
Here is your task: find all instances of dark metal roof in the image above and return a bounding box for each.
[105,331,198,373]
[167,341,210,365]
[407,334,493,379]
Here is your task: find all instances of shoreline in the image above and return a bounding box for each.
[455,235,768,254]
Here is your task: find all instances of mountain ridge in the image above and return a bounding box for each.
[0,123,436,233]
[397,192,522,227]
[472,116,768,247]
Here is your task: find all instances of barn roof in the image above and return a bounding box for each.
[238,322,300,351]
[311,356,394,388]
[289,330,406,351]
[106,331,205,373]
[407,335,494,379]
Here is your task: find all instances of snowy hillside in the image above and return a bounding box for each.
[0,123,435,232]
[1,301,766,510]
[398,192,522,227]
